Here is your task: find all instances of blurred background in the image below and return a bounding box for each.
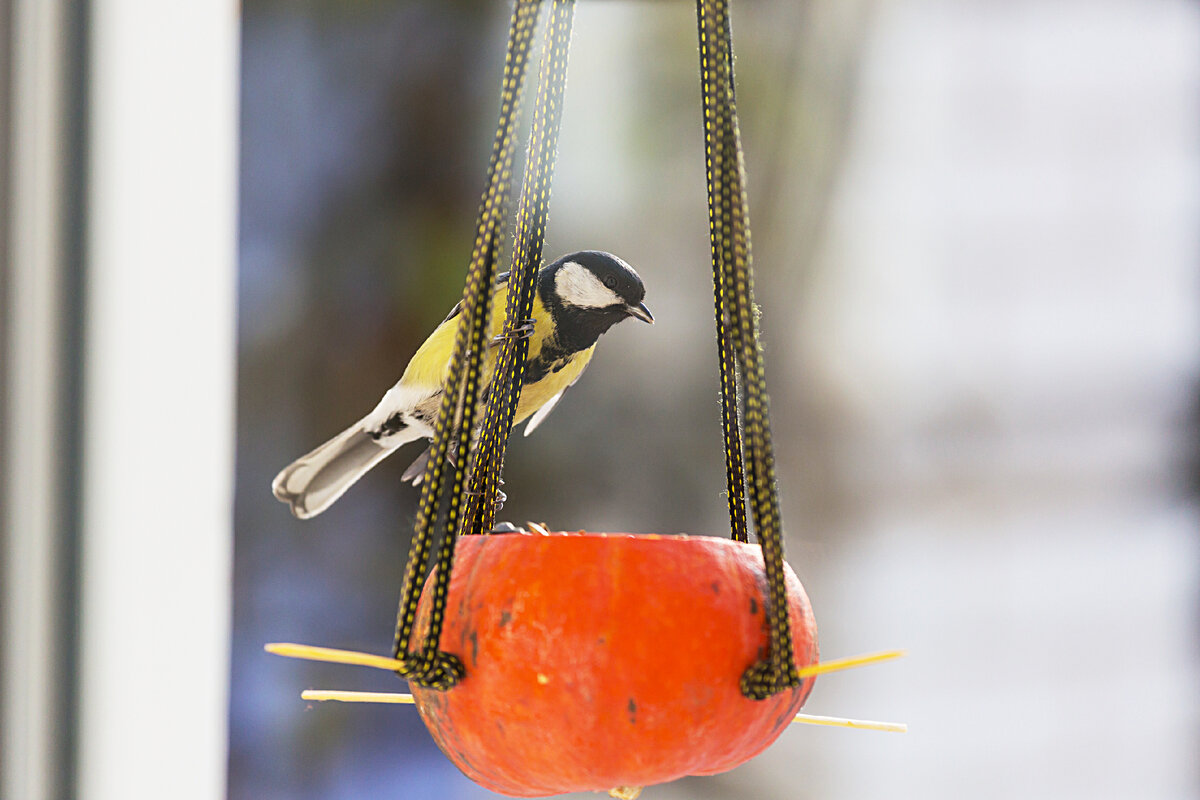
[3,0,1197,799]
[235,0,1200,798]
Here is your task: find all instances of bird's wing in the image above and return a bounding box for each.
[522,390,564,437]
[403,271,513,389]
[439,271,511,325]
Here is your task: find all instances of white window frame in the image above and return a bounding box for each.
[3,1,239,798]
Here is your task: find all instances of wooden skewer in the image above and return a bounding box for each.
[792,713,907,733]
[795,649,905,679]
[303,689,414,704]
[298,689,906,733]
[265,643,405,671]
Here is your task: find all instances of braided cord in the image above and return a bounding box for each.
[698,5,749,545]
[463,0,576,538]
[697,0,799,700]
[389,0,543,690]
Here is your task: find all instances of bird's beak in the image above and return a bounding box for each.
[625,301,654,324]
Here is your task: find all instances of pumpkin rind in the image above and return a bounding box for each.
[410,532,818,797]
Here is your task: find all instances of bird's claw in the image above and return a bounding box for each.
[492,318,536,343]
[464,484,506,510]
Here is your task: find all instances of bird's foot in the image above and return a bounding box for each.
[492,318,536,344]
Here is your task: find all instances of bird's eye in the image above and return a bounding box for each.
[603,275,618,290]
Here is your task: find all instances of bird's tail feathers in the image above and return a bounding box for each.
[271,420,421,519]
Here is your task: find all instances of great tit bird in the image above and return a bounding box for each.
[272,250,653,519]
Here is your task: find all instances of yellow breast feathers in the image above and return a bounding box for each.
[399,287,593,426]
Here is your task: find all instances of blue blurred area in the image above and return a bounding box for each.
[235,3,504,798]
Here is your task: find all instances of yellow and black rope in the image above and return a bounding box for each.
[700,8,749,546]
[698,0,800,700]
[389,0,544,690]
[392,0,794,702]
[463,0,576,538]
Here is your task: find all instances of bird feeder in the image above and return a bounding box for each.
[268,0,904,797]
[408,532,817,796]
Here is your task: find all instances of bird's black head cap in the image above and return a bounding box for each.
[538,250,653,353]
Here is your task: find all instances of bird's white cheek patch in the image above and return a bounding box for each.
[555,261,622,308]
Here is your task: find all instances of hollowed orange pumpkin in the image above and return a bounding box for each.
[410,531,818,796]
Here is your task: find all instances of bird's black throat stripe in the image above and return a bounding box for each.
[522,339,577,384]
[523,305,622,384]
[529,274,631,385]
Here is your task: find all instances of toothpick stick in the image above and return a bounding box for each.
[265,643,405,672]
[795,649,905,679]
[302,690,415,704]
[792,713,907,733]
